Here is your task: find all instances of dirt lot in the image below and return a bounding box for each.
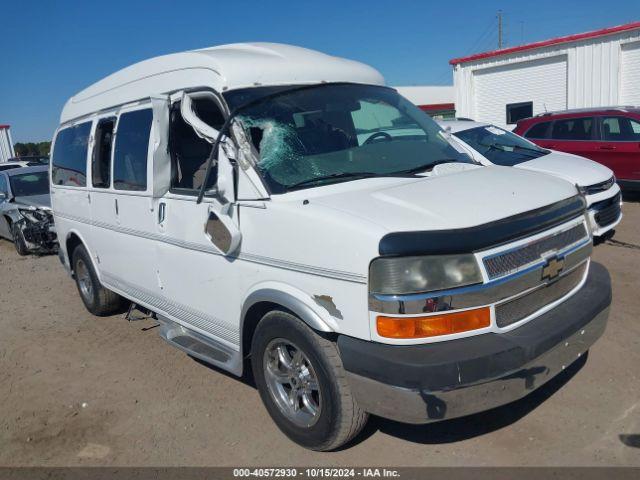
[0,200,639,467]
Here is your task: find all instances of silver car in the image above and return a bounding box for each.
[0,165,57,255]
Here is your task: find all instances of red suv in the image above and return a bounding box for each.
[514,107,640,191]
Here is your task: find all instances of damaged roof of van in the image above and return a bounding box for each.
[60,43,385,124]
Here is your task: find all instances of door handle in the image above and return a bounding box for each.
[598,145,616,150]
[114,198,119,215]
[158,202,166,224]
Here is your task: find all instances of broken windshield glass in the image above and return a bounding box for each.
[225,84,472,193]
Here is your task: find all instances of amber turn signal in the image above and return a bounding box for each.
[376,307,491,339]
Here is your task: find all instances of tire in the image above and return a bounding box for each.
[11,222,29,256]
[71,244,125,316]
[251,310,368,451]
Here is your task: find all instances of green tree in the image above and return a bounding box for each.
[13,141,51,157]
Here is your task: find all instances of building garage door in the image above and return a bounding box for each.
[473,55,567,128]
[621,42,640,105]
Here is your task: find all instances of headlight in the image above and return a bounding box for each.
[18,208,47,223]
[369,254,483,295]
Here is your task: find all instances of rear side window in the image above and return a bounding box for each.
[601,117,640,141]
[52,122,91,186]
[551,117,594,140]
[92,118,116,188]
[113,109,153,191]
[524,121,551,139]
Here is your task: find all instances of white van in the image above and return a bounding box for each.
[51,43,611,451]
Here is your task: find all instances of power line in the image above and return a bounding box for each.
[461,16,497,57]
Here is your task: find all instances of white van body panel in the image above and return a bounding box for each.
[307,166,577,233]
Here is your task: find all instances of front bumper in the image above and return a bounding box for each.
[339,262,611,424]
[21,220,58,253]
[588,192,622,238]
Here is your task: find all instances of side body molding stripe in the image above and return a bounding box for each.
[53,212,366,283]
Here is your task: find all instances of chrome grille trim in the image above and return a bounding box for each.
[483,222,588,280]
[368,239,592,315]
[495,262,588,328]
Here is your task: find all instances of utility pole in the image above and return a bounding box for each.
[498,10,504,49]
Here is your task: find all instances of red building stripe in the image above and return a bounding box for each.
[450,21,640,65]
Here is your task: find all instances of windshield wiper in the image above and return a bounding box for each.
[512,144,547,154]
[287,172,380,190]
[391,159,461,175]
[483,142,543,156]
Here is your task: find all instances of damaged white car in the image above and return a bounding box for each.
[0,166,58,255]
[52,43,611,451]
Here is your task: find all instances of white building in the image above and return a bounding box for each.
[452,22,640,128]
[394,85,455,117]
[0,124,15,162]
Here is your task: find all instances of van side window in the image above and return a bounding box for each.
[51,122,92,186]
[113,109,153,191]
[551,117,594,140]
[92,118,116,188]
[169,97,224,193]
[524,121,551,139]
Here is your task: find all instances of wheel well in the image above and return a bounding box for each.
[242,301,283,359]
[65,233,83,272]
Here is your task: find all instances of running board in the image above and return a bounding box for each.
[157,316,242,376]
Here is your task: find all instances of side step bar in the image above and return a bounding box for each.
[157,316,242,375]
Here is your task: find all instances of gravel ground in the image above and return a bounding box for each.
[0,200,639,467]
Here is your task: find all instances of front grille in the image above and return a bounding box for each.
[483,223,588,280]
[583,177,615,195]
[495,263,587,328]
[594,193,621,228]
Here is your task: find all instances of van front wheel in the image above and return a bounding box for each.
[72,245,125,316]
[251,310,368,451]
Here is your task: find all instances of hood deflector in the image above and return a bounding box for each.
[379,195,586,256]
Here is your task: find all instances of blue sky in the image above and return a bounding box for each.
[2,0,638,142]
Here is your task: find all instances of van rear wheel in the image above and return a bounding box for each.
[251,310,368,451]
[72,245,126,316]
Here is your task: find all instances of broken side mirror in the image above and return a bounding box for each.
[203,148,239,255]
[205,203,242,255]
[180,92,241,255]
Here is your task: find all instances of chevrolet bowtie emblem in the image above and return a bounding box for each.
[542,256,564,281]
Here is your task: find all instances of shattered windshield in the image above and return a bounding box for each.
[454,125,549,166]
[223,84,471,193]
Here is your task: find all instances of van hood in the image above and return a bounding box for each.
[13,194,51,209]
[311,165,579,234]
[516,151,612,187]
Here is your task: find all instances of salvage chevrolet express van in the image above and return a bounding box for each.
[51,43,611,451]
